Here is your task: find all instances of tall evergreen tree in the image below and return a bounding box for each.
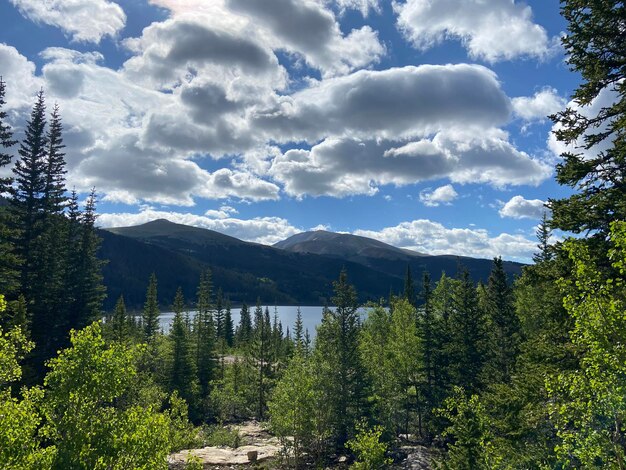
[223,298,234,347]
[214,288,224,341]
[483,258,519,384]
[11,90,47,299]
[0,77,19,296]
[235,302,252,347]
[169,287,199,416]
[194,270,216,397]
[549,1,626,242]
[449,270,485,394]
[315,270,366,447]
[293,306,304,353]
[142,273,160,342]
[70,189,105,329]
[108,295,129,343]
[533,211,553,264]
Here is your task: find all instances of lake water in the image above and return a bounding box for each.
[158,305,370,337]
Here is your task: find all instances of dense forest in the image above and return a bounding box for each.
[2,1,626,468]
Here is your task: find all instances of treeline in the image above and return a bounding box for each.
[0,83,104,383]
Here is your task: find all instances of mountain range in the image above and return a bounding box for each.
[99,219,524,310]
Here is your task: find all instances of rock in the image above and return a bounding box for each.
[169,444,280,467]
[247,450,258,462]
[398,445,432,470]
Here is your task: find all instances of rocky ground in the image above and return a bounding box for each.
[168,422,433,469]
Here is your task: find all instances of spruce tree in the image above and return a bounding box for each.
[315,270,366,447]
[11,90,47,298]
[0,77,19,296]
[223,297,234,347]
[293,306,304,353]
[214,288,224,341]
[533,211,553,264]
[109,295,128,343]
[483,257,519,384]
[449,270,486,394]
[142,273,160,342]
[235,302,252,347]
[71,189,105,328]
[549,1,626,242]
[194,270,216,397]
[169,287,199,416]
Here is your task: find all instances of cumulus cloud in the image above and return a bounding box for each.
[513,87,566,122]
[394,0,556,62]
[228,0,384,76]
[9,0,126,43]
[419,184,458,207]
[355,219,536,262]
[253,64,512,142]
[499,195,547,219]
[270,130,551,198]
[97,209,300,245]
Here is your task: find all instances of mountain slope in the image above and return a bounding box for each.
[275,230,524,282]
[101,220,404,309]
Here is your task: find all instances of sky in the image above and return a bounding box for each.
[0,0,582,262]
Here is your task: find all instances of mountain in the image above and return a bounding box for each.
[99,219,524,311]
[100,220,404,310]
[275,230,523,284]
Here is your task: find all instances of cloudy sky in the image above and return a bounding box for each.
[0,0,578,262]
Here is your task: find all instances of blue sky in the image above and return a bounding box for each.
[0,0,580,262]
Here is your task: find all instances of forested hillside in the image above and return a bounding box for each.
[1,1,626,469]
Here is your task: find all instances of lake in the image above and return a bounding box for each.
[158,305,371,337]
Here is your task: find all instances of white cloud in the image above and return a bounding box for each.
[355,219,536,262]
[227,0,385,77]
[253,64,512,143]
[512,87,566,122]
[270,130,551,198]
[9,0,126,43]
[499,195,547,219]
[334,0,380,16]
[419,184,458,207]
[97,209,300,245]
[394,0,556,62]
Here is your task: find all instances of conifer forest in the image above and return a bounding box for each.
[1,1,626,469]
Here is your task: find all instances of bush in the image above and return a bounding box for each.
[347,420,393,470]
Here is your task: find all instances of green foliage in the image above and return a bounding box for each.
[347,420,392,470]
[547,221,626,468]
[269,351,315,467]
[142,273,160,342]
[550,0,626,238]
[200,425,241,448]
[437,387,492,470]
[41,322,174,469]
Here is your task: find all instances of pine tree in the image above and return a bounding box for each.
[549,1,626,241]
[315,270,366,447]
[248,300,272,420]
[223,298,234,347]
[214,288,224,341]
[142,273,160,342]
[293,306,304,353]
[71,189,105,328]
[169,287,199,416]
[418,271,436,437]
[483,257,519,384]
[11,90,47,298]
[42,104,66,215]
[235,302,252,347]
[109,295,129,343]
[533,211,553,264]
[194,270,216,397]
[449,270,486,394]
[0,77,19,296]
